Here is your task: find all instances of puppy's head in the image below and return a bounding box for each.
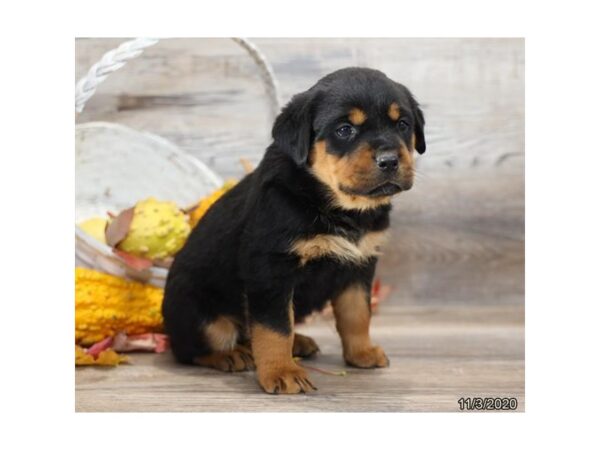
[272,67,425,210]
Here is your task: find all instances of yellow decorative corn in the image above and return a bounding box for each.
[189,180,236,228]
[75,267,164,346]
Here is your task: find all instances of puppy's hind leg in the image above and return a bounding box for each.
[193,317,255,372]
[162,279,253,371]
[162,282,209,365]
[292,333,320,358]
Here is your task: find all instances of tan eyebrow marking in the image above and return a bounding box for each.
[348,108,367,126]
[388,102,401,121]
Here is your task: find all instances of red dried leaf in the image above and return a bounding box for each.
[86,336,114,358]
[371,279,392,313]
[372,277,381,297]
[112,332,170,353]
[105,207,135,247]
[113,249,154,271]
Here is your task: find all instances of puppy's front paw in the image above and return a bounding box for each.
[344,345,389,368]
[257,364,317,394]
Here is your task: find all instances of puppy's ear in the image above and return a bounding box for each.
[409,95,426,155]
[272,90,315,165]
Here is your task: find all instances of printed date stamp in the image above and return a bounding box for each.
[458,397,518,411]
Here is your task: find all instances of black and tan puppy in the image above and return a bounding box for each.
[162,67,425,394]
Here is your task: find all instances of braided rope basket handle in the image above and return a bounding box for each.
[75,38,282,285]
[75,37,282,120]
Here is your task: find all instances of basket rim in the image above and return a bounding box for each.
[75,121,224,189]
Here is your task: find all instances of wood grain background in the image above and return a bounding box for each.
[75,38,524,412]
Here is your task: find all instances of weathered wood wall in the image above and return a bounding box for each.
[75,38,524,308]
[76,38,524,175]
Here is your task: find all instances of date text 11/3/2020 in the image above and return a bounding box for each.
[458,397,518,411]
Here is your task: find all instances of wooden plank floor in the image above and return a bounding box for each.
[75,39,524,412]
[76,304,523,412]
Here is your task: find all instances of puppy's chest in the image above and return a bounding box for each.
[290,222,389,266]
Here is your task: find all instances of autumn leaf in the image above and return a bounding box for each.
[105,206,135,247]
[75,345,129,366]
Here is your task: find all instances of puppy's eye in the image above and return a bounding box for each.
[398,120,410,131]
[335,124,356,139]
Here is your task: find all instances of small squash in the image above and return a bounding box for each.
[75,267,164,346]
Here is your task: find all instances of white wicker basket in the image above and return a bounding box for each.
[75,38,281,287]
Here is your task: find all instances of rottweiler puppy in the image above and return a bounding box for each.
[162,67,426,394]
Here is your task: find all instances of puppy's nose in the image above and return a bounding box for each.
[376,153,399,172]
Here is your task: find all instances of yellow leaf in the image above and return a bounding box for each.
[75,345,129,366]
